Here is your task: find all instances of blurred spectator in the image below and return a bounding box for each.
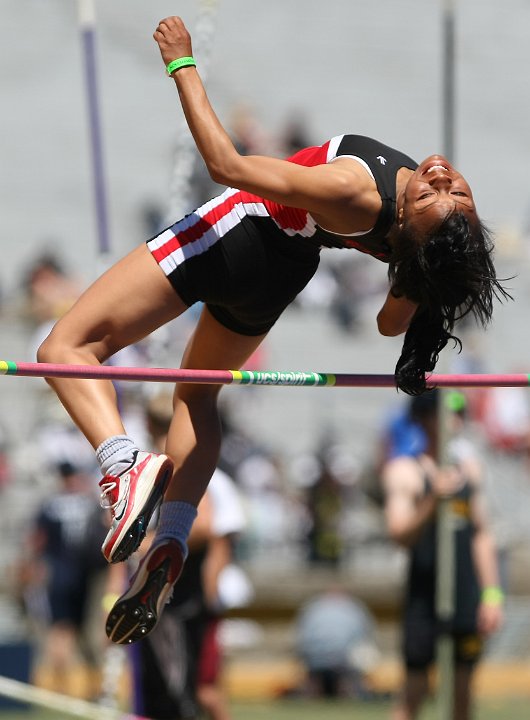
[278,111,314,157]
[124,473,247,720]
[328,255,384,334]
[19,462,108,698]
[471,384,530,456]
[141,202,166,238]
[213,399,305,565]
[376,401,428,472]
[197,469,253,720]
[293,265,338,313]
[214,403,256,479]
[459,377,530,589]
[371,390,475,490]
[22,252,81,341]
[107,392,249,720]
[293,588,379,699]
[381,390,504,720]
[235,449,303,565]
[229,103,273,157]
[304,450,351,567]
[22,252,80,323]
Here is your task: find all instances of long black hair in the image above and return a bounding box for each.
[388,212,511,395]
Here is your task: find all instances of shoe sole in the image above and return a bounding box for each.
[106,550,182,644]
[104,456,173,564]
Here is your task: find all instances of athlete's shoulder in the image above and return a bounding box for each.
[383,455,424,492]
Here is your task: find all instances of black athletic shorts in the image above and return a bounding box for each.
[147,191,321,336]
[403,609,483,669]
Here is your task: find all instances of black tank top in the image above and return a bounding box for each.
[312,135,418,258]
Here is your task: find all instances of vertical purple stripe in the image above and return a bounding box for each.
[81,25,110,256]
[129,643,144,716]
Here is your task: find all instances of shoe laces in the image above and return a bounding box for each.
[99,476,123,510]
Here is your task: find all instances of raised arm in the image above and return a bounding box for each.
[153,17,374,224]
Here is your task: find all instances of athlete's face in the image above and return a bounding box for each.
[400,155,477,236]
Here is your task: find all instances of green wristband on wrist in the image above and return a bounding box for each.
[166,56,196,76]
[481,586,504,605]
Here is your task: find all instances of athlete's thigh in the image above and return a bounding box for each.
[177,306,267,393]
[49,244,188,357]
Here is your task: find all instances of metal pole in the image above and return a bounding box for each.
[436,398,456,720]
[78,0,111,268]
[442,0,456,164]
[436,2,457,719]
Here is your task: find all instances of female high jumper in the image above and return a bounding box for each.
[37,16,509,643]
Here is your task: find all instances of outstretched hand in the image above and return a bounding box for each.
[153,16,193,67]
[477,599,503,637]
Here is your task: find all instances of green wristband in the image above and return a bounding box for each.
[166,56,196,76]
[481,586,504,605]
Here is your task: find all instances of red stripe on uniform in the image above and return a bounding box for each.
[150,215,211,263]
[150,190,264,263]
[261,142,329,233]
[262,199,308,232]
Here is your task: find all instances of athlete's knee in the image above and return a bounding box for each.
[36,326,65,364]
[37,317,115,365]
[36,328,74,389]
[36,323,94,365]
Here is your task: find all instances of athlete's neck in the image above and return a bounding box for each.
[386,166,415,247]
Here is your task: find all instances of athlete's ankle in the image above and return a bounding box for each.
[96,435,139,477]
[154,500,198,558]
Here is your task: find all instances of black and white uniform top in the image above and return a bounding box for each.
[147,135,418,335]
[272,134,418,258]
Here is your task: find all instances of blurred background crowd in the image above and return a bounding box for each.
[2,0,530,717]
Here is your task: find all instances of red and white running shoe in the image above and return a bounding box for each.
[99,451,173,563]
[105,538,185,644]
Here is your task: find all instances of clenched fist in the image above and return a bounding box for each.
[153,16,193,68]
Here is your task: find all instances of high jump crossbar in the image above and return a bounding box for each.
[0,361,528,388]
[0,673,132,720]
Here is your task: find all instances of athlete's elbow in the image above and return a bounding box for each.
[378,323,400,337]
[206,163,227,186]
[377,313,404,337]
[208,162,230,186]
[207,148,245,187]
